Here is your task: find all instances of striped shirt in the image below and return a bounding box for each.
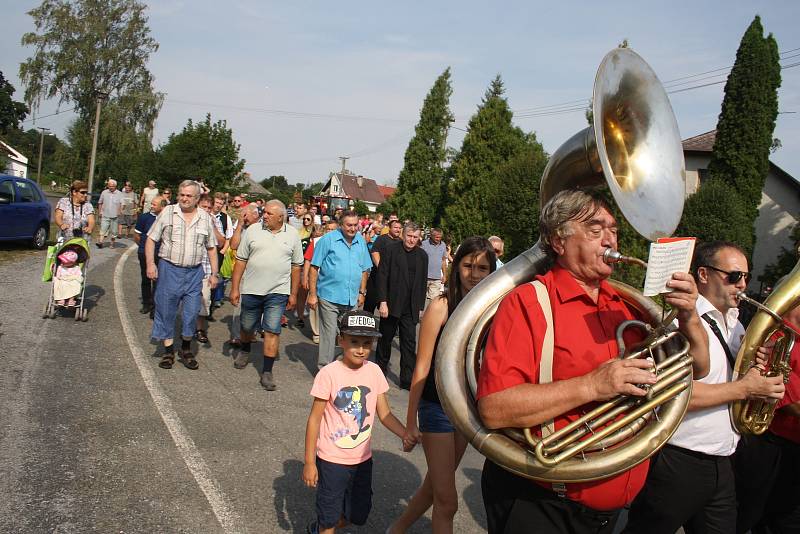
[147,204,218,267]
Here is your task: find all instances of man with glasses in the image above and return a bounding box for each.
[625,240,786,534]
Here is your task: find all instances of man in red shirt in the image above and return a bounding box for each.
[476,189,710,533]
[735,300,800,533]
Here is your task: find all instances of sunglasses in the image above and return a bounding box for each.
[702,265,752,284]
[303,218,312,222]
[75,190,88,194]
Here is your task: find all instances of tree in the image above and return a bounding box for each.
[391,68,453,226]
[352,200,369,216]
[485,133,548,259]
[680,16,781,254]
[0,72,28,134]
[443,75,528,242]
[155,114,246,192]
[759,222,799,288]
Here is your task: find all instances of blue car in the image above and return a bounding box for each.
[0,175,51,249]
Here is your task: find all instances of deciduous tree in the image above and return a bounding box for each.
[0,72,28,134]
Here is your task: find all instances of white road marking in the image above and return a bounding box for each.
[114,245,245,533]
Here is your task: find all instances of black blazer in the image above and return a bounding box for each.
[376,239,428,322]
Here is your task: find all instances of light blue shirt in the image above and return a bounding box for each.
[311,229,373,306]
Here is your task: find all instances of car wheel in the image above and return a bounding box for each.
[32,224,48,249]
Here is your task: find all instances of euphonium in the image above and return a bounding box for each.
[731,260,800,434]
[435,47,696,483]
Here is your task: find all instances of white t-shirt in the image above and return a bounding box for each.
[667,294,745,456]
[142,186,159,212]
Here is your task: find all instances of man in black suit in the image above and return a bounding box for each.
[376,221,427,389]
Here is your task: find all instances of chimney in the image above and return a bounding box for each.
[356,175,363,188]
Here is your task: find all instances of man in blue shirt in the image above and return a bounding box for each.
[308,211,373,369]
[133,196,167,314]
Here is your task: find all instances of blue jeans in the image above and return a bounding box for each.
[151,261,204,341]
[240,293,289,335]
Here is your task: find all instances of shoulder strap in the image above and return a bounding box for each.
[531,280,555,438]
[701,312,736,368]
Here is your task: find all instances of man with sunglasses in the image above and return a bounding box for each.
[625,240,786,534]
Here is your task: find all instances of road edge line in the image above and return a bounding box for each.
[114,245,245,533]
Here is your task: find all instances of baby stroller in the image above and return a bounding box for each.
[43,237,91,321]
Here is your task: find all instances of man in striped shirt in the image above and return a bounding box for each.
[146,180,219,370]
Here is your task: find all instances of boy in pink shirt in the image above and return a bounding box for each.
[303,310,413,533]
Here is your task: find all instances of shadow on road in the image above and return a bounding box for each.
[83,284,105,311]
[284,342,319,377]
[461,467,488,530]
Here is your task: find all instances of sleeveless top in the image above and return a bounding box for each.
[421,328,446,404]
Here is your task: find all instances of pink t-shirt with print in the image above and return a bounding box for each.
[310,360,389,465]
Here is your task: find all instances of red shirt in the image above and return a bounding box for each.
[770,340,800,444]
[304,239,315,262]
[477,265,648,511]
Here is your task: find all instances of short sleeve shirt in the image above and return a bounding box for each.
[420,239,447,279]
[55,197,94,239]
[477,265,648,511]
[766,337,800,444]
[147,205,218,267]
[99,189,122,218]
[119,191,138,215]
[236,223,303,296]
[311,230,373,306]
[310,360,389,465]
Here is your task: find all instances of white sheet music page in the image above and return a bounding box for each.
[642,237,696,297]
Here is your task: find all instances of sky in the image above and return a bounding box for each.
[2,1,799,187]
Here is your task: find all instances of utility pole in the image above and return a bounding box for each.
[338,156,349,178]
[87,91,108,194]
[36,127,50,185]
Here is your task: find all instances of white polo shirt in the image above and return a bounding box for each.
[667,294,746,456]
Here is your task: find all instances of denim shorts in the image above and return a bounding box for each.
[315,456,373,529]
[418,398,455,433]
[240,293,288,334]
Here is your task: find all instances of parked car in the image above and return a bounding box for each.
[0,174,51,249]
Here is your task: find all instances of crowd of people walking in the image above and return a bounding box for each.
[48,177,800,534]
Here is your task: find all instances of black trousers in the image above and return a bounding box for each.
[738,432,800,534]
[137,251,156,305]
[481,459,619,534]
[624,445,736,534]
[375,311,416,386]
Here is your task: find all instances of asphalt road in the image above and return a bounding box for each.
[0,241,489,533]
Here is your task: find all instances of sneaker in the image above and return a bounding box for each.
[260,371,276,391]
[233,351,250,369]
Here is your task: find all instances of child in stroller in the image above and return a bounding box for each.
[53,249,83,306]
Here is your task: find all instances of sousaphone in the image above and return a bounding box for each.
[436,47,694,482]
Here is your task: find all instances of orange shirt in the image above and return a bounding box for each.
[477,265,648,511]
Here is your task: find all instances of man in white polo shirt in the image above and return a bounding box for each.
[229,199,303,391]
[624,241,786,534]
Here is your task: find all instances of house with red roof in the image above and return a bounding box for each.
[682,130,799,288]
[319,171,388,212]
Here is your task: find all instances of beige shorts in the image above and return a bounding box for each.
[426,279,444,300]
[199,276,212,317]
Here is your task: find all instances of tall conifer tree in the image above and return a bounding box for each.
[391,68,453,226]
[679,16,781,253]
[444,75,527,242]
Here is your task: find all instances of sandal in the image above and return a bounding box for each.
[179,350,199,370]
[195,330,209,344]
[159,353,175,369]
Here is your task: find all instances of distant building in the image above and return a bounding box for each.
[319,171,387,212]
[377,184,396,201]
[0,140,28,178]
[682,130,800,288]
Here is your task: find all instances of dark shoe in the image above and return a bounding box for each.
[195,330,209,344]
[296,318,305,328]
[149,308,155,320]
[158,352,175,369]
[260,371,276,391]
[227,338,242,349]
[281,315,288,328]
[95,242,104,249]
[207,311,216,322]
[233,351,250,369]
[178,350,199,370]
[140,304,152,314]
[306,520,318,534]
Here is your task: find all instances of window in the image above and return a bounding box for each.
[333,184,339,193]
[0,180,14,203]
[15,180,39,202]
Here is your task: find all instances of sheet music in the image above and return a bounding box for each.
[643,238,696,297]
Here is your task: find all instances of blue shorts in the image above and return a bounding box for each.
[240,293,288,335]
[315,456,373,529]
[418,398,455,433]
